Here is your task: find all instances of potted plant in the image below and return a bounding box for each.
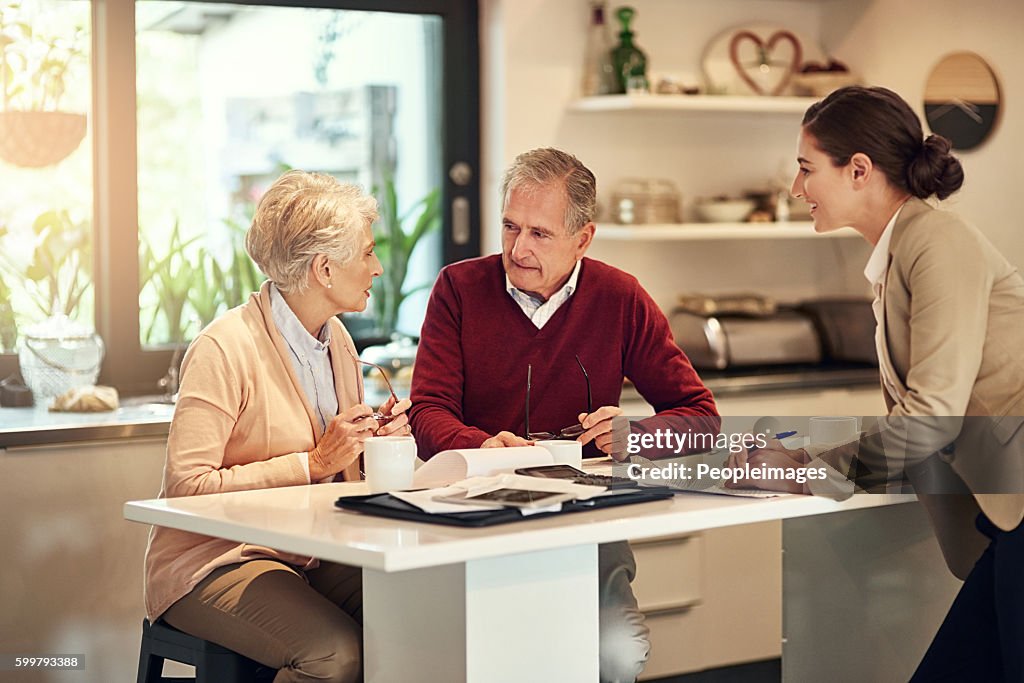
[0,1,87,168]
[353,178,440,396]
[0,209,91,321]
[0,209,101,403]
[367,178,441,337]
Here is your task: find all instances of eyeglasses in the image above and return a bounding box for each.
[354,358,399,426]
[525,354,592,440]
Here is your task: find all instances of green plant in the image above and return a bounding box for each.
[0,209,90,319]
[370,179,441,334]
[0,1,85,111]
[139,215,266,345]
[186,249,222,331]
[217,216,266,310]
[139,220,198,344]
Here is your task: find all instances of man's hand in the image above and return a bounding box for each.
[374,397,412,437]
[577,406,628,459]
[309,404,377,480]
[481,431,533,448]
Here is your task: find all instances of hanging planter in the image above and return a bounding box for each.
[0,4,87,168]
[0,110,86,168]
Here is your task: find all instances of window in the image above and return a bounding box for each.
[0,0,480,396]
[0,0,92,352]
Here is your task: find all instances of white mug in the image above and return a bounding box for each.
[535,440,584,469]
[809,416,860,445]
[364,436,417,493]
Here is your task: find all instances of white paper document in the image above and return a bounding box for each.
[412,446,556,488]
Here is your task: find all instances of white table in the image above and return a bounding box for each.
[124,485,957,682]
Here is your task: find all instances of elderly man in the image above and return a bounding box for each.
[410,147,717,682]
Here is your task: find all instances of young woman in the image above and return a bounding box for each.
[735,86,1024,681]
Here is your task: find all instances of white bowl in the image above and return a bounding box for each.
[694,199,756,223]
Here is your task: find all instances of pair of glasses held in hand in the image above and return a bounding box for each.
[525,354,592,440]
[354,358,399,426]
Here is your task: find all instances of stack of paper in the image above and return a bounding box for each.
[393,473,606,515]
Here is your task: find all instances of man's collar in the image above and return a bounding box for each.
[505,259,582,303]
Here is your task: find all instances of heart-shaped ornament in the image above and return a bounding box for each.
[728,30,803,96]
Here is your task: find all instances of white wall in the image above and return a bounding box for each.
[482,0,1023,311]
[821,0,1024,268]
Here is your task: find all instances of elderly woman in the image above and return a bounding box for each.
[143,170,411,683]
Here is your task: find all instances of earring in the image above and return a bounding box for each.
[327,284,333,289]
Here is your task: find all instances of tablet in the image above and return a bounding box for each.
[434,488,574,509]
[515,464,640,490]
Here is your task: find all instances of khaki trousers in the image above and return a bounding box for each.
[163,559,362,683]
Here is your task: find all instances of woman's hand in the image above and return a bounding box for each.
[727,438,810,468]
[309,404,377,480]
[725,447,808,493]
[374,397,412,436]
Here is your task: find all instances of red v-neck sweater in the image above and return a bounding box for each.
[410,255,719,459]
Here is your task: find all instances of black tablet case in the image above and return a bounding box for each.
[334,487,674,527]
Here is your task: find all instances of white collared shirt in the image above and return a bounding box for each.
[863,203,906,404]
[505,260,582,328]
[270,283,338,481]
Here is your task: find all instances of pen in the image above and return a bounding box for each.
[748,430,798,453]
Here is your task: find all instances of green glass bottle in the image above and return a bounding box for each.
[610,6,648,94]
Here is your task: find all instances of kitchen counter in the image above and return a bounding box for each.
[0,400,174,448]
[697,362,879,396]
[624,362,879,401]
[1,365,878,448]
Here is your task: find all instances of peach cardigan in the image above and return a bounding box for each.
[143,281,362,620]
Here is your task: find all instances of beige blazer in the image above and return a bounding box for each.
[143,281,363,620]
[877,198,1024,578]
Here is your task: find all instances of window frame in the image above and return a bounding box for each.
[0,0,480,395]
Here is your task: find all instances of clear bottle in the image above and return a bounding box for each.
[581,2,616,96]
[611,6,648,94]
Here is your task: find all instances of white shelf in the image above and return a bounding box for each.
[594,222,860,241]
[570,93,817,114]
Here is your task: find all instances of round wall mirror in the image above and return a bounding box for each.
[924,52,1001,151]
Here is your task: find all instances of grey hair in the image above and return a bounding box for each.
[245,170,379,294]
[500,148,597,234]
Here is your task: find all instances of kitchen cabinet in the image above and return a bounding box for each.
[633,522,782,679]
[625,384,883,678]
[0,437,174,682]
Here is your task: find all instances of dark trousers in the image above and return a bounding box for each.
[911,514,1024,682]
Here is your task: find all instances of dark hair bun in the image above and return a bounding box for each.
[907,134,964,200]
